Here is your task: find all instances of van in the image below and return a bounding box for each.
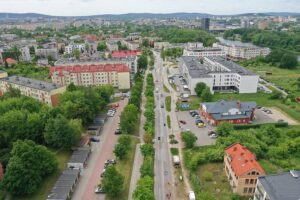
[188,191,196,200]
[173,155,181,168]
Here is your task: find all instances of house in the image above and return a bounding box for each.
[253,170,300,200]
[224,143,265,196]
[0,75,66,107]
[5,58,18,66]
[67,148,91,170]
[179,56,259,95]
[200,100,256,126]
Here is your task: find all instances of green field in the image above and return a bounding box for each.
[165,96,171,112]
[12,150,71,200]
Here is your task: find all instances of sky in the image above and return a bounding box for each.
[0,0,299,16]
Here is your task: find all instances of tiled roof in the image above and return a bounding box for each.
[111,50,141,58]
[5,58,17,64]
[50,64,130,76]
[225,143,265,176]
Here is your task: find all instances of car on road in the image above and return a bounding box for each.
[115,128,122,135]
[179,120,187,124]
[160,103,164,108]
[90,137,100,142]
[95,184,105,193]
[197,123,206,128]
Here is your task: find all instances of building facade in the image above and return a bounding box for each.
[183,47,226,57]
[65,44,85,55]
[200,100,256,126]
[253,170,300,200]
[35,48,59,60]
[0,74,66,107]
[50,64,130,90]
[224,143,265,196]
[179,56,259,95]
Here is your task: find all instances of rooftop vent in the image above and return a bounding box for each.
[290,170,299,178]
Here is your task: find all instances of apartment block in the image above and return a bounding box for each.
[0,74,66,107]
[183,47,226,57]
[253,170,300,200]
[35,48,59,60]
[179,56,259,95]
[50,64,130,90]
[224,143,265,196]
[65,44,85,54]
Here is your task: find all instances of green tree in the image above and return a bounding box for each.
[102,166,124,198]
[280,53,298,69]
[138,55,148,70]
[44,115,81,149]
[140,156,154,177]
[120,104,139,134]
[297,77,300,91]
[73,49,80,59]
[133,176,154,200]
[140,144,154,157]
[216,122,234,137]
[1,140,57,196]
[118,135,132,150]
[113,143,127,159]
[181,131,198,148]
[97,42,107,51]
[201,87,213,102]
[195,82,207,97]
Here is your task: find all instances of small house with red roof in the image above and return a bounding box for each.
[5,58,18,66]
[224,143,265,196]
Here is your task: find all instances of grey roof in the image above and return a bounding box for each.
[258,171,300,200]
[180,56,255,79]
[68,148,90,164]
[217,37,259,48]
[47,169,80,200]
[55,57,136,66]
[0,75,63,92]
[201,100,256,120]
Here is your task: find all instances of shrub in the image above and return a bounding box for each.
[140,156,154,178]
[181,131,197,148]
[140,144,154,157]
[170,148,179,155]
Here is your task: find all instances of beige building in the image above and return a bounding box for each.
[224,143,265,196]
[50,64,130,90]
[0,73,66,107]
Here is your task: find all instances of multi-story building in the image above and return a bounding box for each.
[253,170,300,200]
[20,47,31,62]
[186,42,204,49]
[65,44,85,55]
[183,47,226,57]
[111,50,141,58]
[121,40,139,50]
[201,18,210,30]
[35,48,59,60]
[179,56,259,95]
[0,73,66,107]
[224,143,265,196]
[200,100,256,126]
[154,42,171,50]
[213,38,271,61]
[106,40,119,51]
[50,64,130,90]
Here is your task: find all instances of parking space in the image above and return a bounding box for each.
[253,109,275,124]
[257,107,299,125]
[176,111,216,146]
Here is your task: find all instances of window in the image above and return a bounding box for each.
[243,188,248,193]
[248,188,253,193]
[245,179,249,184]
[250,179,254,184]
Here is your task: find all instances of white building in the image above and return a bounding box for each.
[65,44,85,55]
[214,38,271,61]
[154,42,170,50]
[183,47,226,57]
[179,56,259,95]
[186,42,204,49]
[20,47,31,62]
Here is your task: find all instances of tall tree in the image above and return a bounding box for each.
[102,166,124,198]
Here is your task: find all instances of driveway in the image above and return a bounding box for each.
[176,111,216,146]
[72,99,127,200]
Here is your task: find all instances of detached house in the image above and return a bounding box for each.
[224,143,265,196]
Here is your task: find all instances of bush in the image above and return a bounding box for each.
[140,144,154,157]
[140,156,154,178]
[170,139,178,144]
[202,171,213,181]
[170,148,179,155]
[181,131,197,148]
[167,115,171,128]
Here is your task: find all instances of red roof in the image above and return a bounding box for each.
[225,143,265,176]
[50,64,130,76]
[111,50,141,58]
[5,58,17,65]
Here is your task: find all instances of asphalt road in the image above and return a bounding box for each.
[153,52,175,200]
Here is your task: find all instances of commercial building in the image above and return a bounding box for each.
[201,18,210,30]
[224,143,265,196]
[214,38,271,61]
[200,100,256,126]
[50,64,130,90]
[47,169,80,200]
[253,170,300,200]
[179,56,259,95]
[0,74,66,107]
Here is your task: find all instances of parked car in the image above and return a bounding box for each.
[95,184,105,193]
[105,159,116,165]
[115,128,122,135]
[197,123,206,128]
[265,110,273,114]
[277,119,285,123]
[179,120,187,125]
[208,131,217,136]
[195,119,204,124]
[90,137,100,142]
[100,169,106,177]
[210,134,218,139]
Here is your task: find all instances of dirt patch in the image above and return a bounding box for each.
[268,107,299,125]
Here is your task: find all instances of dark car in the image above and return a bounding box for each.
[115,128,122,135]
[90,137,100,142]
[208,131,217,136]
[195,119,204,124]
[179,120,187,124]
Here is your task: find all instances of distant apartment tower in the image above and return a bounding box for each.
[0,73,66,107]
[201,18,210,30]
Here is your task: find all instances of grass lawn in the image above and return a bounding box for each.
[13,149,71,200]
[163,84,170,93]
[108,137,139,200]
[165,96,171,112]
[167,115,171,128]
[177,96,201,111]
[259,159,283,174]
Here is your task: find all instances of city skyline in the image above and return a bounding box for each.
[0,0,299,16]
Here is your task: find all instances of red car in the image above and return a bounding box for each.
[179,120,187,124]
[296,97,300,102]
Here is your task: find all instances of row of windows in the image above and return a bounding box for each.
[243,187,255,194]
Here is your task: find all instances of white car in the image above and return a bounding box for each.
[100,169,106,177]
[95,184,105,193]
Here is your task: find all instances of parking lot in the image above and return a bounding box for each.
[253,109,275,124]
[176,111,216,146]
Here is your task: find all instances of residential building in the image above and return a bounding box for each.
[213,38,271,61]
[201,18,210,30]
[35,48,59,60]
[0,70,8,79]
[224,143,265,196]
[121,40,139,50]
[0,49,3,64]
[154,42,170,50]
[179,56,259,95]
[258,20,270,30]
[111,50,141,58]
[186,42,204,49]
[0,74,66,107]
[20,46,31,62]
[183,47,226,57]
[106,40,119,51]
[65,44,85,55]
[254,170,300,200]
[50,64,130,90]
[200,100,256,126]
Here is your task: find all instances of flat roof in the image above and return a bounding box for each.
[68,148,90,164]
[54,57,136,66]
[217,37,260,48]
[259,171,300,200]
[0,76,63,92]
